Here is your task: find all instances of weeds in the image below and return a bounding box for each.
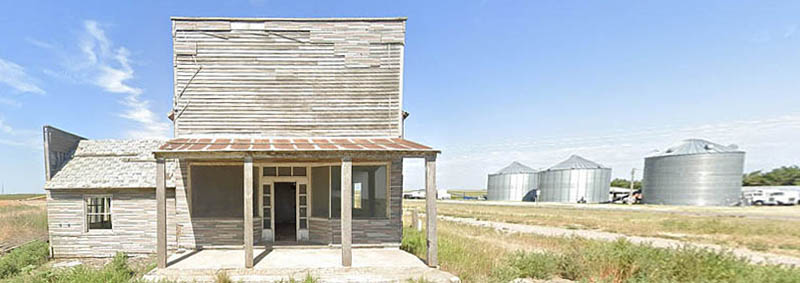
[401,227,426,258]
[277,272,318,283]
[0,240,49,279]
[215,270,232,283]
[402,216,800,283]
[490,238,800,282]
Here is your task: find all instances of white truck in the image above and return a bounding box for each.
[743,189,799,206]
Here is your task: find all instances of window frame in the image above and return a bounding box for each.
[329,161,392,220]
[83,194,113,233]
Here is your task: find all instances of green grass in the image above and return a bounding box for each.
[0,241,159,283]
[4,252,139,283]
[0,240,49,279]
[492,239,800,283]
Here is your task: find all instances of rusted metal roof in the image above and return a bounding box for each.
[156,137,438,153]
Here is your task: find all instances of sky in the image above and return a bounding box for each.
[1,1,799,193]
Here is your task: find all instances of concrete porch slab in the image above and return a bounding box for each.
[142,247,459,282]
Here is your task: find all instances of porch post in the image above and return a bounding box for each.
[341,157,352,267]
[425,155,438,267]
[156,158,167,269]
[243,156,254,268]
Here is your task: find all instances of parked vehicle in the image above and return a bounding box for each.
[743,189,798,206]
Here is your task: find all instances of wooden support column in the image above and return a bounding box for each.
[243,156,254,268]
[156,158,167,269]
[341,157,352,267]
[425,155,438,267]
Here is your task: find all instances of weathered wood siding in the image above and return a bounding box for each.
[171,18,406,137]
[47,157,402,256]
[47,188,177,258]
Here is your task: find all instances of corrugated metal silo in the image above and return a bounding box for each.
[487,162,539,201]
[642,139,745,206]
[538,155,611,203]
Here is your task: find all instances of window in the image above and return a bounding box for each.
[86,196,112,230]
[190,165,258,217]
[352,166,387,218]
[330,165,388,219]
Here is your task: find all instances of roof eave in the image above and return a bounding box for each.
[170,16,407,22]
[152,149,440,159]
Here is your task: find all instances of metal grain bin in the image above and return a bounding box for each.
[642,139,745,206]
[538,155,611,203]
[487,162,539,201]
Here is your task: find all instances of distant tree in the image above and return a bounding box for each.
[610,178,642,190]
[743,166,800,186]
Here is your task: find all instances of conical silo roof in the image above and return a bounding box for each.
[650,139,742,157]
[548,155,608,170]
[495,161,537,174]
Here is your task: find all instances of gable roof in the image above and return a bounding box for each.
[649,138,742,157]
[548,155,608,170]
[45,139,177,189]
[493,161,537,175]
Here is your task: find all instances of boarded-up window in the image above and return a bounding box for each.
[86,196,112,230]
[191,165,258,217]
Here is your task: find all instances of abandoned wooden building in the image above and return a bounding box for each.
[43,17,440,269]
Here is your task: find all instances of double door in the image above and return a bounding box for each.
[260,177,309,242]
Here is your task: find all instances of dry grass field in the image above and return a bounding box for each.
[402,202,800,282]
[405,200,800,258]
[0,195,48,252]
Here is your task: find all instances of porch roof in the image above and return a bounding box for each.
[153,137,439,159]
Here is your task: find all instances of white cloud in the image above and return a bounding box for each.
[404,114,800,191]
[53,20,170,138]
[0,58,45,95]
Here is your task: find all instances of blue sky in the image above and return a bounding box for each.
[1,1,799,193]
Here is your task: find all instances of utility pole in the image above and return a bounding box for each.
[629,168,636,204]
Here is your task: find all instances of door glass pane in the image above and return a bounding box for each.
[299,219,307,229]
[293,167,307,176]
[299,196,307,206]
[299,184,307,194]
[278,167,292,176]
[263,167,277,176]
[299,207,307,216]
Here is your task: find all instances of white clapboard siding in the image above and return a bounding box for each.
[172,18,406,137]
